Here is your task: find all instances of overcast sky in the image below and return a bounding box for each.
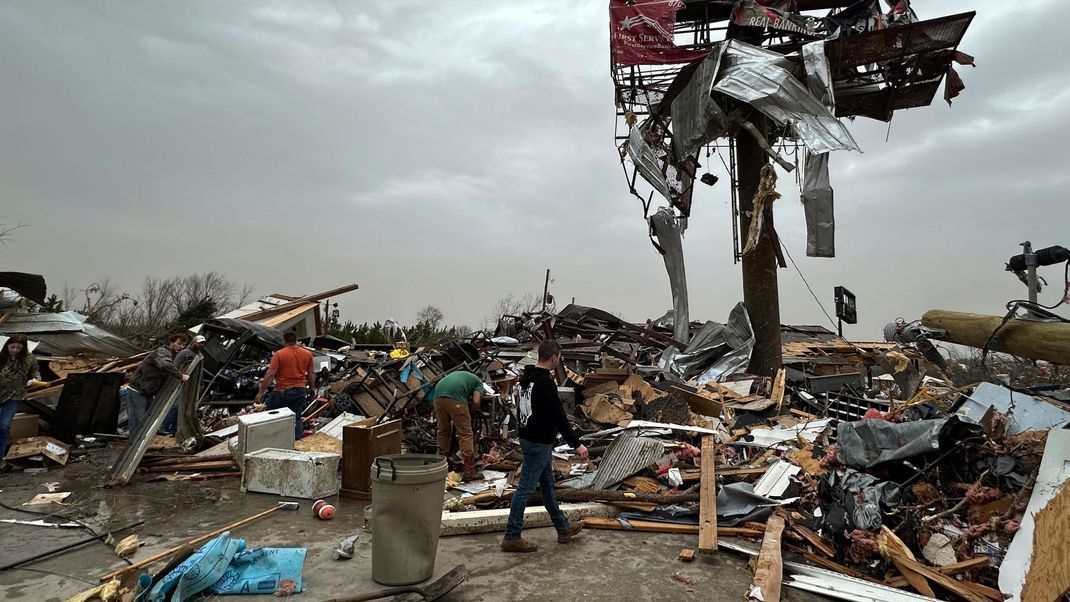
[0,1,1065,338]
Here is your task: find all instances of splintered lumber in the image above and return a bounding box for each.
[789,524,835,558]
[878,526,936,598]
[749,512,785,602]
[581,517,763,538]
[771,368,786,412]
[698,435,717,553]
[888,554,991,602]
[885,556,991,588]
[922,309,1070,364]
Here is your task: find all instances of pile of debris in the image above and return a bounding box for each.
[5,278,1070,601]
[422,303,1069,602]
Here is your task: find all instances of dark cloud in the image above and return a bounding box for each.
[0,0,1063,337]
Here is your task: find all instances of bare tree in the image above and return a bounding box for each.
[76,279,134,324]
[483,293,543,329]
[417,305,444,330]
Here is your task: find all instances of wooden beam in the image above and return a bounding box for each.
[698,435,718,553]
[749,511,785,602]
[236,283,360,324]
[679,549,696,562]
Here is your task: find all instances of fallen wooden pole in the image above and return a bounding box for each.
[922,309,1070,365]
[749,511,785,602]
[99,505,285,582]
[581,517,763,538]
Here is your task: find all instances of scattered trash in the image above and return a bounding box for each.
[332,534,360,561]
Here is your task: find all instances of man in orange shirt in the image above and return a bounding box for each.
[254,331,315,440]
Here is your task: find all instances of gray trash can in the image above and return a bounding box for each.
[370,454,448,585]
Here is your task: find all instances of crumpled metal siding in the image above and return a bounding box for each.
[649,207,689,344]
[711,40,860,155]
[627,127,671,200]
[590,433,666,491]
[658,301,754,383]
[670,44,731,162]
[800,40,837,257]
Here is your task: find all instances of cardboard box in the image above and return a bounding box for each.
[4,436,70,465]
[9,413,40,440]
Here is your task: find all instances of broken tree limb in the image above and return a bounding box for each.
[922,309,1070,365]
[698,435,717,553]
[749,510,785,602]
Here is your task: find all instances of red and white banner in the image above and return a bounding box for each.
[609,0,709,66]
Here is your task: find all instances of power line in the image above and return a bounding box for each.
[779,240,839,333]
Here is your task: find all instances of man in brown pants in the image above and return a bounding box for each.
[433,370,485,481]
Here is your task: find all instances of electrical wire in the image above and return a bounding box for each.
[778,240,839,332]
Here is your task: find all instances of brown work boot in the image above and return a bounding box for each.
[462,457,484,482]
[558,522,584,543]
[501,538,538,553]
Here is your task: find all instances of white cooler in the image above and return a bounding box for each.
[236,408,295,468]
[241,448,341,499]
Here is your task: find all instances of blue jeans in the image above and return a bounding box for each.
[504,439,569,540]
[122,388,153,435]
[266,388,307,440]
[0,399,22,458]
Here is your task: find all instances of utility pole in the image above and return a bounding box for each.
[733,27,782,377]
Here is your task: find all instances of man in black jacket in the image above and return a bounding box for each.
[501,339,589,553]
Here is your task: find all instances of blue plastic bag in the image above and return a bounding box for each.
[207,547,307,595]
[139,532,245,602]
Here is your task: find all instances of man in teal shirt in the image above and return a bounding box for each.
[434,370,485,481]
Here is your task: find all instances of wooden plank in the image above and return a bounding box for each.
[749,511,785,602]
[878,526,936,598]
[789,524,835,558]
[885,556,992,587]
[672,387,724,418]
[698,435,718,553]
[679,548,696,562]
[959,581,1005,602]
